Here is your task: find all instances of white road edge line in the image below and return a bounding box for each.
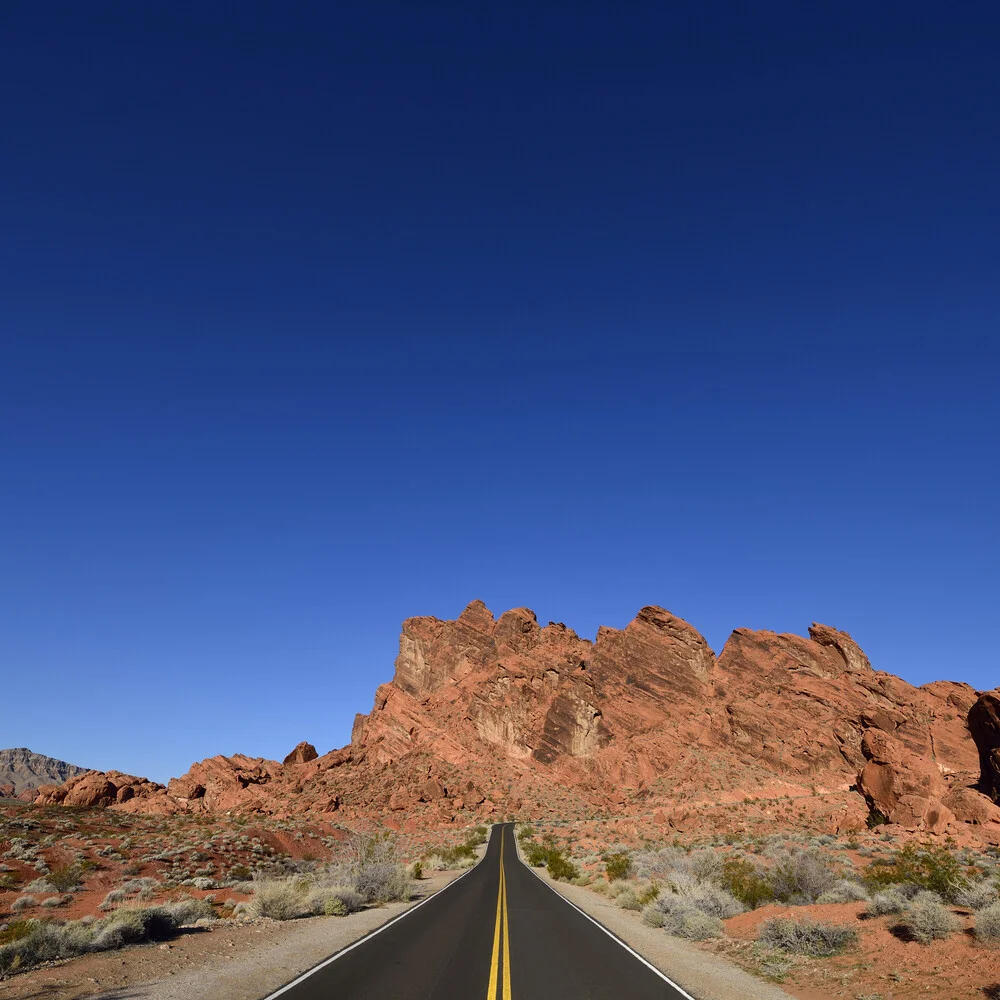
[259,826,494,1000]
[512,825,698,1000]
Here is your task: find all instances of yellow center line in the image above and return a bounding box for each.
[486,827,512,1000]
[501,838,512,1000]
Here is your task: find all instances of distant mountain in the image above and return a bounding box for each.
[0,748,89,795]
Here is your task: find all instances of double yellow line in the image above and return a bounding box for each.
[485,826,512,1000]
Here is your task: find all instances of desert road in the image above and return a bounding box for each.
[265,822,691,1000]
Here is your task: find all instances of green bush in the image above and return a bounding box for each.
[718,857,774,910]
[46,865,83,893]
[865,843,969,901]
[517,825,536,843]
[604,852,633,882]
[758,917,857,957]
[411,861,423,880]
[523,842,548,867]
[546,850,579,882]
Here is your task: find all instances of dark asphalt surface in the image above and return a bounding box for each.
[269,822,690,999]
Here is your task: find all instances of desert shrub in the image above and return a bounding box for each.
[523,842,549,867]
[867,886,909,915]
[411,861,423,880]
[10,896,35,913]
[517,825,536,842]
[719,857,774,910]
[633,846,687,881]
[865,842,969,901]
[769,848,836,904]
[956,879,999,910]
[615,888,641,911]
[161,897,214,925]
[759,917,857,957]
[46,864,84,892]
[637,882,660,905]
[545,850,579,882]
[322,896,347,916]
[974,901,1000,942]
[891,891,960,944]
[249,879,310,920]
[604,852,634,881]
[685,883,745,919]
[354,863,411,903]
[590,880,610,896]
[646,894,723,939]
[816,879,870,904]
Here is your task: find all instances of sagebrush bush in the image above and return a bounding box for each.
[892,892,960,944]
[867,886,909,915]
[0,905,195,977]
[768,848,836,904]
[974,901,1000,942]
[250,879,311,920]
[956,879,998,910]
[615,888,641,911]
[354,862,411,903]
[646,894,723,939]
[816,879,870,904]
[759,917,857,956]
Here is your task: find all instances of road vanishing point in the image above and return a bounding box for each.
[266,822,693,999]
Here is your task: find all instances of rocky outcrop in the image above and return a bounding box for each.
[28,601,993,843]
[856,729,953,833]
[35,771,168,810]
[283,742,319,765]
[969,691,1000,803]
[0,748,88,795]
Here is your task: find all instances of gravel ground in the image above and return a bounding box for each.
[522,860,794,1000]
[0,867,474,1000]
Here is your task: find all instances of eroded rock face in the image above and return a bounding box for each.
[969,691,1000,802]
[856,729,953,832]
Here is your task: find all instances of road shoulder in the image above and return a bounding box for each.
[0,867,475,1000]
[516,842,794,1000]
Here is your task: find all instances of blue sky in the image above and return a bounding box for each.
[2,3,997,783]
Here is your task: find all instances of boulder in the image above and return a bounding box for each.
[283,742,319,765]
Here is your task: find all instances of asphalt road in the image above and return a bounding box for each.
[267,822,692,1000]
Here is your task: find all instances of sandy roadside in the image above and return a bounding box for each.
[516,841,795,1000]
[0,866,475,1000]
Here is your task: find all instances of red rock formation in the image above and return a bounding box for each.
[35,771,169,810]
[29,601,994,844]
[969,691,1000,803]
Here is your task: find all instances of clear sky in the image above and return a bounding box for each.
[2,3,997,783]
